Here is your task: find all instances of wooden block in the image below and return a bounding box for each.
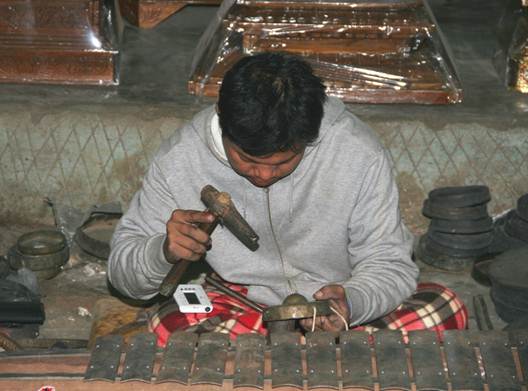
[118,0,221,28]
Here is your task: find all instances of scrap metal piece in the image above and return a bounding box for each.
[373,330,410,390]
[340,330,373,389]
[473,295,494,331]
[509,330,528,385]
[263,293,332,321]
[408,331,446,391]
[233,333,265,388]
[270,331,303,388]
[157,332,198,384]
[84,335,123,381]
[191,332,229,385]
[442,330,483,390]
[121,333,157,382]
[305,331,338,389]
[475,331,520,391]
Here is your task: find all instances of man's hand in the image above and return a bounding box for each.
[163,209,215,264]
[299,285,350,332]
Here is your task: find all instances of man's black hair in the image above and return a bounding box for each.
[218,52,327,156]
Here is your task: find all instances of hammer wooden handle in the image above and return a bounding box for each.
[159,219,218,297]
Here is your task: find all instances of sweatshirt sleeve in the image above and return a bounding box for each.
[343,149,419,326]
[107,159,175,300]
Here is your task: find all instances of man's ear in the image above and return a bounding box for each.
[215,103,219,114]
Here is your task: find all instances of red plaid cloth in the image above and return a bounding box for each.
[149,282,467,347]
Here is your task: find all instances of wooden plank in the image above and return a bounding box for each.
[408,331,446,391]
[233,333,265,388]
[270,331,303,388]
[305,331,338,389]
[84,335,123,381]
[0,379,190,390]
[157,332,197,384]
[443,330,483,390]
[475,331,520,391]
[121,333,157,382]
[340,330,373,389]
[191,332,230,386]
[373,330,410,390]
[0,353,90,376]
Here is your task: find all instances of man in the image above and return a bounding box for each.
[109,53,463,340]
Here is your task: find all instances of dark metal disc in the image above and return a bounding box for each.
[428,185,490,208]
[504,211,528,242]
[426,230,492,250]
[429,216,493,234]
[488,246,528,290]
[422,199,489,221]
[517,193,528,221]
[263,297,333,321]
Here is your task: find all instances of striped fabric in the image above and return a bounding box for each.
[149,282,467,347]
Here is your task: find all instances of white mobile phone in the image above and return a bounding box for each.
[174,284,213,313]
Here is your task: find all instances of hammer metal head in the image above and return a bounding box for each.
[201,185,259,251]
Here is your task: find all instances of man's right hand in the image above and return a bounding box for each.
[163,209,215,264]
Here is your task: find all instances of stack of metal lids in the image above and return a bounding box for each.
[488,246,528,323]
[488,193,528,255]
[417,185,493,271]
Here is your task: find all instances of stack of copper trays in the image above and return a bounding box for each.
[0,0,119,85]
[189,0,462,104]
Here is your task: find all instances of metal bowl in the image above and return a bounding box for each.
[8,229,69,280]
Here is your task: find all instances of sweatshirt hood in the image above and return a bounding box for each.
[190,97,347,221]
[193,96,347,167]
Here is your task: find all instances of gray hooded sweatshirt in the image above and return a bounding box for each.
[108,97,419,326]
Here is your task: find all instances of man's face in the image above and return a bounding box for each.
[222,137,305,188]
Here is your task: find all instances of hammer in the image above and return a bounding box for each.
[159,185,259,297]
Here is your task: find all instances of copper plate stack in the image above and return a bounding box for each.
[0,0,119,85]
[189,0,462,104]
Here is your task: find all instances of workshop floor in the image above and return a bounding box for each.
[0,0,516,344]
[0,222,506,344]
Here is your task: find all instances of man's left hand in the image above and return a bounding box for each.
[299,285,350,332]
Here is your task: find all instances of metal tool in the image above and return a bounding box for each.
[263,293,333,333]
[159,185,259,297]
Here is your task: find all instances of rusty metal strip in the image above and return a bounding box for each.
[84,335,123,381]
[340,330,373,389]
[475,331,520,390]
[408,331,446,391]
[305,331,338,389]
[121,333,157,382]
[233,333,265,388]
[270,331,303,388]
[373,330,410,390]
[191,332,229,385]
[442,330,483,390]
[511,330,528,385]
[509,330,528,385]
[157,332,197,384]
